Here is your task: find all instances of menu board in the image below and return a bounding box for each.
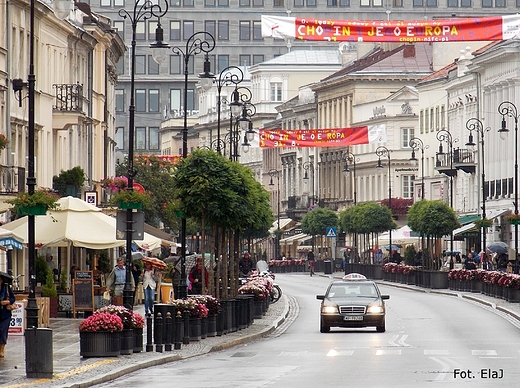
[73,271,94,317]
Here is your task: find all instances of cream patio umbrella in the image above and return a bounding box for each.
[2,197,161,282]
[2,196,160,250]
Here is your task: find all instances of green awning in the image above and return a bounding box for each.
[458,214,480,225]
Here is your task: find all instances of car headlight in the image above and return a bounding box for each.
[367,305,384,314]
[322,305,338,314]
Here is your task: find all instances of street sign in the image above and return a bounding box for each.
[326,227,337,238]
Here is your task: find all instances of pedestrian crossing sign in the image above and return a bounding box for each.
[326,227,337,238]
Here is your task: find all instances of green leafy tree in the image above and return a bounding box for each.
[301,207,338,236]
[407,200,460,269]
[339,202,395,259]
[115,155,177,229]
[172,149,272,298]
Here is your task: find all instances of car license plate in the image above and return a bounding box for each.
[344,316,363,321]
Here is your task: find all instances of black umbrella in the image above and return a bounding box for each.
[0,271,13,284]
[487,241,509,254]
[385,244,402,251]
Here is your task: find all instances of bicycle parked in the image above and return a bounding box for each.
[12,274,23,291]
[240,269,282,303]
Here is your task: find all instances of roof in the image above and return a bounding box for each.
[262,50,342,66]
[322,43,433,82]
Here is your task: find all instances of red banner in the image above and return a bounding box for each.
[262,14,520,43]
[259,127,369,148]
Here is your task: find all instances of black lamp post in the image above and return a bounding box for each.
[269,169,280,261]
[436,129,457,266]
[342,151,358,265]
[303,161,315,207]
[342,151,358,205]
[376,146,392,254]
[171,32,216,298]
[466,118,490,254]
[409,137,428,200]
[118,0,169,309]
[214,67,244,154]
[409,137,428,263]
[498,101,519,263]
[303,160,316,251]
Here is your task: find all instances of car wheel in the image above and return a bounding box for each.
[376,320,386,333]
[320,319,330,333]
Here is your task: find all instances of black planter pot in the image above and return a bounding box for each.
[189,317,202,341]
[429,271,448,289]
[207,314,217,337]
[120,328,134,355]
[201,316,208,339]
[80,331,121,358]
[253,299,264,319]
[133,327,143,353]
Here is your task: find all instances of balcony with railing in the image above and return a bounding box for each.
[452,148,476,174]
[52,83,87,130]
[0,165,26,194]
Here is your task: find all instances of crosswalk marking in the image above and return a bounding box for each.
[424,350,450,355]
[376,349,402,355]
[326,349,354,356]
[472,350,497,356]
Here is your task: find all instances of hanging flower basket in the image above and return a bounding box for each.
[505,214,520,225]
[111,189,149,210]
[7,189,60,217]
[17,204,47,216]
[474,218,493,228]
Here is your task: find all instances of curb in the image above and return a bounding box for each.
[377,280,520,324]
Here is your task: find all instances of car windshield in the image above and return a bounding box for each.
[328,283,377,298]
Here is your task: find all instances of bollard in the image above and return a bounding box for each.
[182,310,190,345]
[164,311,172,352]
[154,312,163,353]
[25,328,53,378]
[174,311,182,350]
[146,312,153,352]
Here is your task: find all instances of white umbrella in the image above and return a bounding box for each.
[2,196,161,250]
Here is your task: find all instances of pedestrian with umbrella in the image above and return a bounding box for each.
[140,259,161,315]
[0,272,15,358]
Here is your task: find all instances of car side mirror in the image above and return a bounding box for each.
[316,295,325,300]
[381,295,390,300]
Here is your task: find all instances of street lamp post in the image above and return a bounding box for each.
[342,151,358,264]
[269,169,280,261]
[436,129,457,266]
[172,32,216,298]
[214,67,244,154]
[498,101,519,264]
[342,151,358,205]
[303,161,316,251]
[376,146,392,255]
[409,137,429,263]
[409,137,429,200]
[466,118,490,255]
[118,0,169,309]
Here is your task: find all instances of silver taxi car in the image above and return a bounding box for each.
[316,273,389,333]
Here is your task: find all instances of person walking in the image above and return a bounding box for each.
[168,263,181,300]
[239,252,254,277]
[106,258,134,306]
[188,257,208,295]
[140,261,159,315]
[0,273,15,358]
[131,263,142,305]
[307,250,315,276]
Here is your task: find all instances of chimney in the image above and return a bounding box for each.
[403,45,416,58]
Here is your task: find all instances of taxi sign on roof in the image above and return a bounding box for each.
[343,273,367,280]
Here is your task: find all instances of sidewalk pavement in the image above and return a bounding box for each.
[0,295,290,388]
[2,274,520,388]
